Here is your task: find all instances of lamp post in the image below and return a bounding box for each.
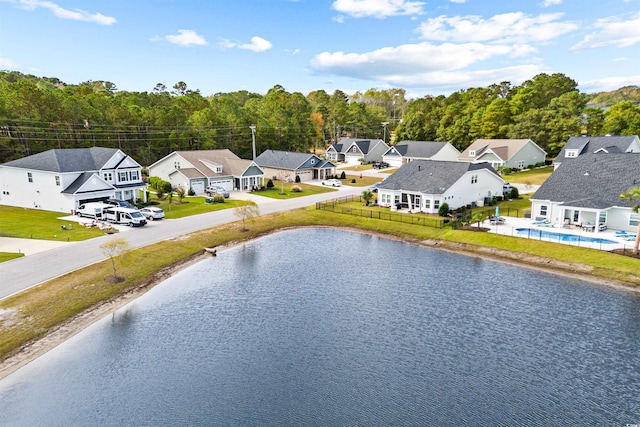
[382,122,389,143]
[249,125,256,160]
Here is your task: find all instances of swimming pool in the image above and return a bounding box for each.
[516,228,618,244]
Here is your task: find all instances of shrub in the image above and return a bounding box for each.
[340,171,346,179]
[212,194,225,203]
[188,187,195,196]
[156,188,165,200]
[295,175,301,183]
[291,185,302,192]
[351,178,356,183]
[267,179,274,188]
[510,186,520,199]
[438,202,450,217]
[162,181,172,193]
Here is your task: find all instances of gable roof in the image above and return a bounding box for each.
[459,139,543,161]
[532,153,640,209]
[334,138,385,155]
[385,141,454,159]
[255,150,320,170]
[555,135,640,163]
[1,147,121,172]
[174,149,248,177]
[378,160,500,194]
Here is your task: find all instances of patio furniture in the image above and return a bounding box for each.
[598,223,607,231]
[531,218,549,225]
[583,223,595,232]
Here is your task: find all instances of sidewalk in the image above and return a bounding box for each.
[0,237,71,256]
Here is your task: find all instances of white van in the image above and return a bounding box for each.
[102,207,147,227]
[76,202,111,219]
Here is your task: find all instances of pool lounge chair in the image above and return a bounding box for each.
[538,221,556,227]
[531,218,549,225]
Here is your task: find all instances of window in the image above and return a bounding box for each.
[394,194,400,205]
[381,193,391,204]
[566,150,577,158]
[517,160,525,169]
[469,150,476,156]
[352,146,357,153]
[424,199,430,209]
[434,200,440,209]
[103,172,113,182]
[119,172,128,182]
[598,211,607,225]
[310,159,316,165]
[471,174,478,184]
[630,213,639,227]
[27,172,33,183]
[540,205,548,216]
[216,166,222,173]
[174,161,180,169]
[55,176,60,186]
[130,171,139,181]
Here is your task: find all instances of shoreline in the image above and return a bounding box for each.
[1,225,638,380]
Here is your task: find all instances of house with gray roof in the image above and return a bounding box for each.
[254,150,335,182]
[531,153,640,232]
[382,141,460,167]
[553,135,640,169]
[147,149,264,193]
[325,138,389,165]
[377,160,504,214]
[458,139,546,170]
[0,147,145,213]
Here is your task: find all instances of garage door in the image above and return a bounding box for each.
[191,181,205,194]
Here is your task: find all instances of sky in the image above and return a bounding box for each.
[0,0,639,99]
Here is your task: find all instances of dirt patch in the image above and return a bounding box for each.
[610,248,640,260]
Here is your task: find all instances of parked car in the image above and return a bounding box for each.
[372,161,390,169]
[321,178,342,187]
[205,186,230,198]
[104,199,135,209]
[139,206,165,221]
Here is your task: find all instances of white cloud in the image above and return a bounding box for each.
[578,75,640,93]
[164,29,207,46]
[0,57,39,72]
[417,12,577,44]
[331,0,425,19]
[238,36,272,52]
[571,12,640,50]
[449,0,467,3]
[543,0,562,6]
[15,0,116,25]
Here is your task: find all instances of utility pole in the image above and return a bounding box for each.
[249,125,256,160]
[382,122,389,143]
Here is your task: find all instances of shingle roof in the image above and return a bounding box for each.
[378,160,499,194]
[1,147,119,172]
[255,150,317,170]
[175,149,251,177]
[389,141,451,159]
[555,135,640,163]
[335,138,384,155]
[459,139,541,161]
[532,153,640,209]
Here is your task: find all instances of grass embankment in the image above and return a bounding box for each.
[1,206,639,365]
[502,166,553,185]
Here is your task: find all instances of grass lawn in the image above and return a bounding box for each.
[502,166,553,185]
[246,182,337,199]
[339,164,373,171]
[0,252,24,262]
[340,174,381,187]
[0,206,112,241]
[147,195,250,219]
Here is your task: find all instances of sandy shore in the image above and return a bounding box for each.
[1,226,638,380]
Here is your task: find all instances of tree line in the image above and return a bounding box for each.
[0,70,638,166]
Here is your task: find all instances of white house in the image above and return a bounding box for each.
[458,139,546,170]
[0,147,145,213]
[382,141,460,168]
[325,138,389,165]
[147,149,264,193]
[531,153,640,232]
[254,150,335,182]
[553,135,640,169]
[377,160,505,214]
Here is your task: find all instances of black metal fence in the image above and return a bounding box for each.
[315,195,446,229]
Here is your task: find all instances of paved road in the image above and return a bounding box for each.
[0,184,364,300]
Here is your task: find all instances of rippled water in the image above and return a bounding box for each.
[0,228,639,426]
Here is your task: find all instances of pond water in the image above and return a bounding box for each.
[0,228,639,426]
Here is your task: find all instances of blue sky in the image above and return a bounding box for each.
[1,0,639,98]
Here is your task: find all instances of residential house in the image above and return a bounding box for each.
[382,141,460,167]
[458,139,546,170]
[530,153,640,232]
[254,149,335,182]
[325,138,389,165]
[147,149,264,193]
[377,160,504,214]
[0,147,145,213]
[553,135,640,169]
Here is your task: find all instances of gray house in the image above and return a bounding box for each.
[458,139,546,170]
[254,150,335,182]
[531,153,640,232]
[553,135,640,169]
[382,141,460,167]
[325,138,389,165]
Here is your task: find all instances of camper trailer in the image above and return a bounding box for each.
[102,207,147,227]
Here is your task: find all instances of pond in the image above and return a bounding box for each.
[0,228,638,426]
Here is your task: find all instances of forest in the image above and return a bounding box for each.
[0,70,639,166]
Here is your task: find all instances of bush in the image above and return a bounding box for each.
[267,179,274,188]
[295,175,301,183]
[438,202,450,217]
[188,187,195,196]
[510,186,520,199]
[212,194,225,203]
[340,171,346,179]
[351,178,356,183]
[291,185,302,192]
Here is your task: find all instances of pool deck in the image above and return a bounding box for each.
[484,216,638,251]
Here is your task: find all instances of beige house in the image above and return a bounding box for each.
[458,139,546,170]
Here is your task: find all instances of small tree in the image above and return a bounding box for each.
[471,212,485,228]
[361,189,373,205]
[156,188,165,200]
[510,186,519,199]
[340,171,346,179]
[175,186,186,203]
[620,187,640,254]
[100,237,129,283]
[438,202,450,217]
[234,201,260,231]
[267,179,274,189]
[295,175,301,183]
